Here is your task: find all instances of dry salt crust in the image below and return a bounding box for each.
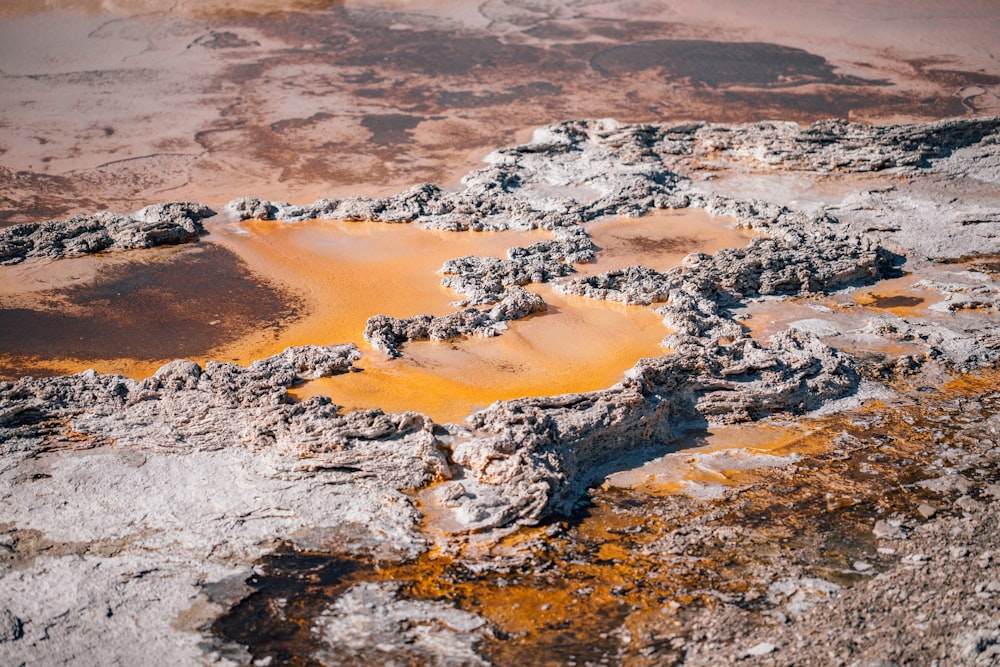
[1,117,1000,664]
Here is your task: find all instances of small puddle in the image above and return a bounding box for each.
[851,272,939,317]
[209,543,375,665]
[733,266,974,359]
[577,208,749,275]
[604,423,813,498]
[291,285,669,423]
[858,294,925,310]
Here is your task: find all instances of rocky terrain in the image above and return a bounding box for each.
[2,117,1000,665]
[0,202,213,265]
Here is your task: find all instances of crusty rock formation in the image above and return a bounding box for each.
[686,117,1000,172]
[557,228,891,306]
[1,344,450,488]
[440,226,597,306]
[226,117,1000,230]
[312,582,489,666]
[364,285,547,358]
[439,322,857,532]
[0,202,212,265]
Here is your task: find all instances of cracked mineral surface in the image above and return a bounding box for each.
[3,1,1000,666]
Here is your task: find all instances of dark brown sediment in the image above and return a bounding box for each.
[0,243,299,379]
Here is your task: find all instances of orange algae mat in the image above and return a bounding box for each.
[214,210,748,423]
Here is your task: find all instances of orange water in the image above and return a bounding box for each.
[579,208,752,275]
[2,212,754,423]
[292,284,670,422]
[208,218,550,357]
[215,213,751,422]
[210,219,683,423]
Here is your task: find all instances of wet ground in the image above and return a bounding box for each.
[211,368,1000,665]
[1,1,997,222]
[0,243,299,378]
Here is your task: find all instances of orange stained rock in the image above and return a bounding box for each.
[609,368,1000,500]
[210,366,1000,665]
[383,504,685,643]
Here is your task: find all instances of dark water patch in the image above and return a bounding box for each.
[0,244,299,378]
[241,8,562,76]
[189,30,260,50]
[354,87,386,99]
[24,68,159,87]
[336,31,573,77]
[909,59,1000,87]
[607,234,703,255]
[589,20,683,41]
[211,544,371,666]
[360,113,423,146]
[590,39,882,88]
[217,59,270,87]
[868,294,924,309]
[270,112,335,134]
[923,68,1000,87]
[522,21,590,40]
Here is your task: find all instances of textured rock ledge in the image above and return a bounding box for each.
[438,329,856,532]
[0,202,213,265]
[224,117,1000,229]
[1,344,448,488]
[364,285,547,358]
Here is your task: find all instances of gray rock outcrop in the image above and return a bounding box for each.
[0,202,212,265]
[447,326,853,530]
[364,285,547,358]
[440,226,597,305]
[1,344,449,489]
